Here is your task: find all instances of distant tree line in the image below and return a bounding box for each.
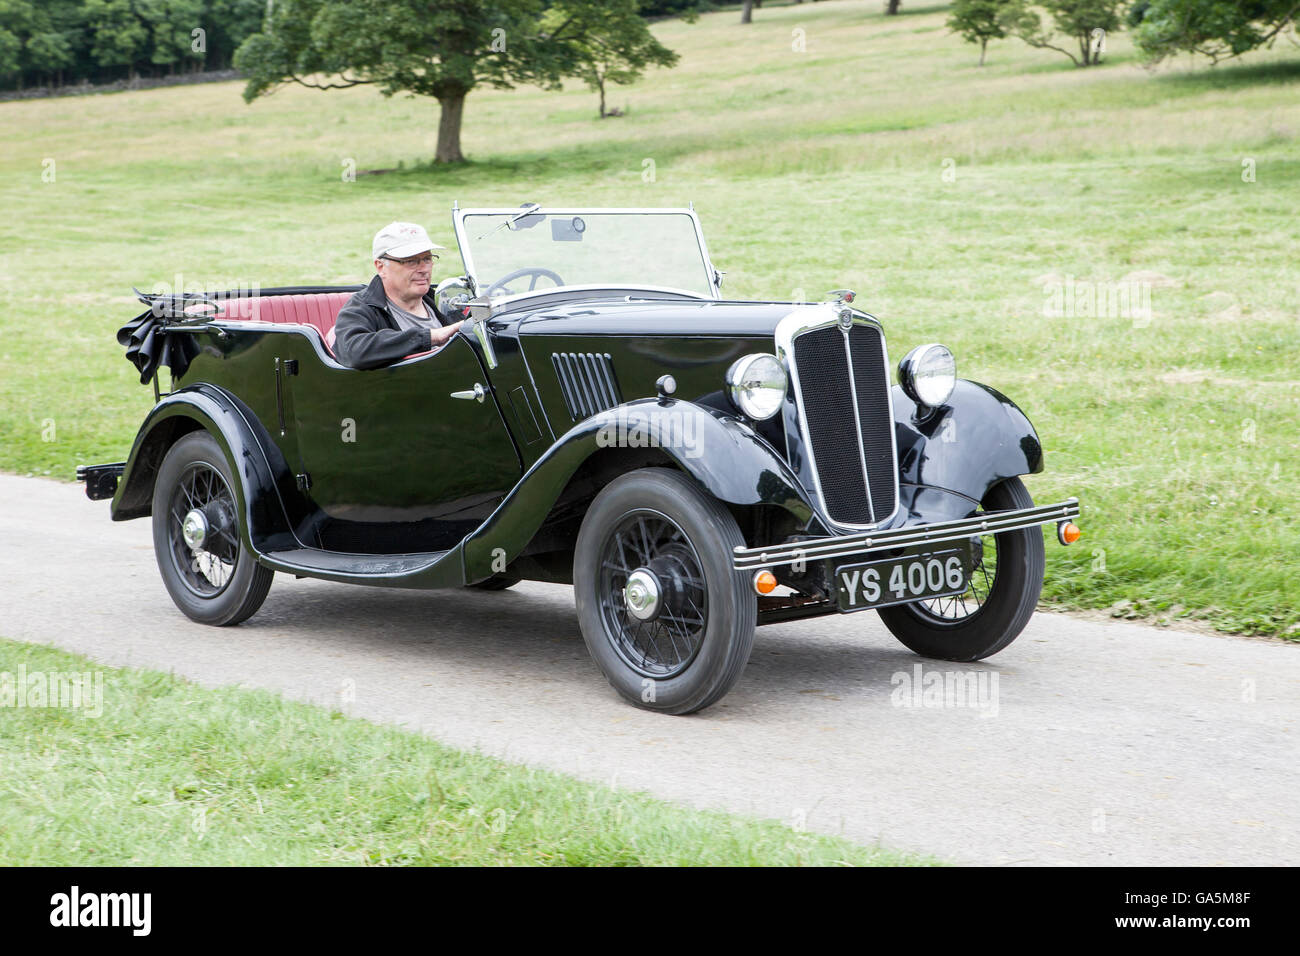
[640,0,711,15]
[948,0,1297,66]
[0,0,707,94]
[0,0,266,91]
[3,0,1292,95]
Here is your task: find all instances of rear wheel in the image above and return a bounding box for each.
[151,431,273,626]
[877,477,1044,661]
[573,469,757,715]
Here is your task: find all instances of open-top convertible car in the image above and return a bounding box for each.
[81,205,1080,714]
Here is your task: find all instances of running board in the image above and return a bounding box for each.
[260,545,464,588]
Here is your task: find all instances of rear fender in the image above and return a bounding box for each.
[462,399,816,582]
[111,385,298,553]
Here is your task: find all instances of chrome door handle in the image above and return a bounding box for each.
[451,383,487,403]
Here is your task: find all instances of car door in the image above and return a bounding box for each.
[286,334,523,553]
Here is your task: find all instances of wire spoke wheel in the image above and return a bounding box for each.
[913,528,999,623]
[597,510,708,679]
[574,468,757,714]
[877,478,1044,662]
[166,462,239,597]
[151,431,273,626]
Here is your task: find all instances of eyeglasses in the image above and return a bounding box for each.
[380,253,438,268]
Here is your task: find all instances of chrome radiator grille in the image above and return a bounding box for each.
[790,322,897,526]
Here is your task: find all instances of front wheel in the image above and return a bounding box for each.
[877,477,1044,661]
[573,469,757,715]
[151,430,273,626]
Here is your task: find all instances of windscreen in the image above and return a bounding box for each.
[461,211,714,298]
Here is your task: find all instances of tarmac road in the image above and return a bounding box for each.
[3,472,1296,866]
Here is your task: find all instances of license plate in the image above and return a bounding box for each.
[834,545,971,613]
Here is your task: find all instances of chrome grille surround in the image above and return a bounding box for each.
[775,305,900,532]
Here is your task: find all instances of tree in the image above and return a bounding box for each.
[1004,0,1125,65]
[948,0,1014,63]
[0,0,90,88]
[84,0,150,79]
[26,29,76,84]
[1130,0,1299,63]
[145,0,206,74]
[886,0,903,14]
[199,0,268,70]
[568,3,677,117]
[234,0,678,163]
[0,26,21,86]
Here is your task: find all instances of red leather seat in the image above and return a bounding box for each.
[209,291,435,363]
[212,292,355,355]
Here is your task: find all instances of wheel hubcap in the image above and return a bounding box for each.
[167,463,240,597]
[624,569,661,621]
[182,509,208,549]
[597,510,708,679]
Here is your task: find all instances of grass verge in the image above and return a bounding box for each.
[0,638,930,866]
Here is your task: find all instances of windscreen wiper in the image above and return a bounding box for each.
[475,202,543,241]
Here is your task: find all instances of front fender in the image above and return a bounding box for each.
[462,398,816,582]
[111,385,298,553]
[892,379,1043,521]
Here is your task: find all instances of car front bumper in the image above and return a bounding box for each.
[732,497,1081,571]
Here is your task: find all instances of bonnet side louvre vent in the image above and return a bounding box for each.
[552,352,621,421]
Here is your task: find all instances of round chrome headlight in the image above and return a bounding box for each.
[726,353,787,421]
[898,343,956,408]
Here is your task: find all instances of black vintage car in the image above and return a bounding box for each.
[81,205,1080,714]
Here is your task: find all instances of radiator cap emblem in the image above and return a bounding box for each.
[837,308,853,330]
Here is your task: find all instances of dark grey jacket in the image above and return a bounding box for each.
[333,275,447,370]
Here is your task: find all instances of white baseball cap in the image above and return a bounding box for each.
[372,221,445,260]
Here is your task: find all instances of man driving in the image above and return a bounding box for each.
[334,222,464,370]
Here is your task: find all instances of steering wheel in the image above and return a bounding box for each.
[485,267,564,297]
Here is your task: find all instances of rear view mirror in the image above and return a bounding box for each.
[435,276,472,319]
[551,217,586,242]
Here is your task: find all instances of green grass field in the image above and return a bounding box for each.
[0,638,927,865]
[2,0,1297,637]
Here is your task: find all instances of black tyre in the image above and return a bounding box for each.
[151,430,273,626]
[573,468,757,715]
[877,477,1044,661]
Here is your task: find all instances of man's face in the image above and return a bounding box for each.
[376,251,435,301]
